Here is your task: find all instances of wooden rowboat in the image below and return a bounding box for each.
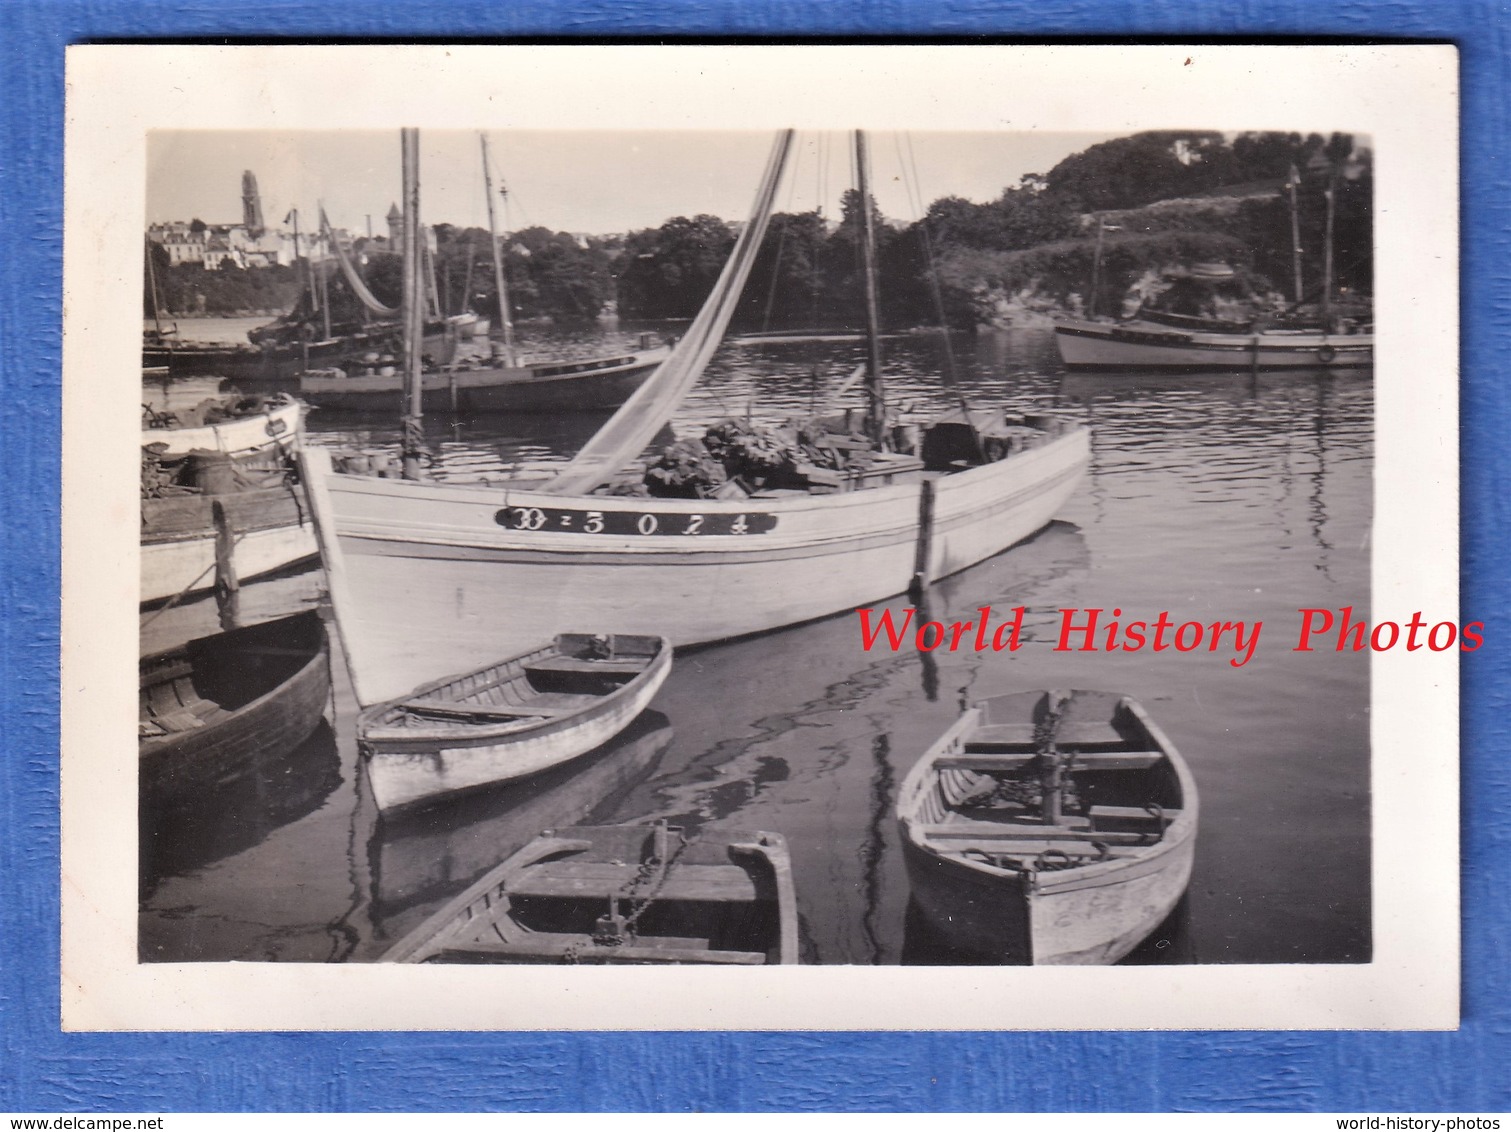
[139,610,331,810]
[356,633,672,811]
[897,689,1198,965]
[384,820,799,965]
[368,713,674,936]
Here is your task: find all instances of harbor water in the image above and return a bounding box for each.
[140,319,1371,965]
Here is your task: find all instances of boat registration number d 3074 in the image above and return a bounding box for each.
[495,505,778,537]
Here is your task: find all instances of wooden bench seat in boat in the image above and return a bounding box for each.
[1088,804,1182,831]
[524,657,651,677]
[397,695,592,720]
[935,750,1164,772]
[919,821,1156,846]
[508,860,760,903]
[430,935,768,965]
[963,721,1130,751]
[934,839,1141,861]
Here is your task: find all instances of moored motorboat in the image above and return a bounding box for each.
[356,633,672,810]
[1054,316,1372,370]
[896,689,1198,965]
[384,820,799,964]
[138,610,331,809]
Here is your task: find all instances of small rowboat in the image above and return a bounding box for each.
[139,610,331,809]
[385,821,799,965]
[897,689,1198,965]
[356,633,673,811]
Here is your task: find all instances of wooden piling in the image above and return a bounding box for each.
[212,499,241,631]
[909,478,937,602]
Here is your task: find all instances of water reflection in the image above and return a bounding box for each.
[139,720,342,909]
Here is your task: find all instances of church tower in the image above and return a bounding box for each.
[241,170,265,236]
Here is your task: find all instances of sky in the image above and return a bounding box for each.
[145,129,1125,237]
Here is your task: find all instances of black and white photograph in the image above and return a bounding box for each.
[62,45,1458,1029]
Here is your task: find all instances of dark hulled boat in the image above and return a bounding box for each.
[139,611,331,809]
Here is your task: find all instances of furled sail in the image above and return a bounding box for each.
[541,129,796,496]
[320,207,398,318]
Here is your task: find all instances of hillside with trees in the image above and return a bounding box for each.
[607,129,1371,330]
[147,130,1370,331]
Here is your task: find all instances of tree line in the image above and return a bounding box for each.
[147,130,1371,329]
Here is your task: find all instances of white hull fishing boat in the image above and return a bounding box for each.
[1054,317,1373,371]
[305,434,1085,703]
[142,394,304,458]
[141,397,316,607]
[357,633,672,810]
[897,689,1198,964]
[303,129,1091,706]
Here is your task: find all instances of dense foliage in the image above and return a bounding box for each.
[147,130,1372,329]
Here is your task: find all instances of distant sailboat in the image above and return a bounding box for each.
[299,134,669,414]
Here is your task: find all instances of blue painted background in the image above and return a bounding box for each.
[3,0,1506,1113]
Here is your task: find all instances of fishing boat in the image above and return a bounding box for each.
[896,689,1198,965]
[384,820,799,964]
[138,610,331,809]
[141,408,318,606]
[296,136,669,414]
[357,633,672,811]
[142,393,303,459]
[152,323,458,386]
[297,342,670,414]
[302,129,1091,706]
[141,484,319,605]
[1053,316,1373,371]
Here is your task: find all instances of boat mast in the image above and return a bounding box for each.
[288,208,305,318]
[316,210,332,341]
[1286,163,1305,305]
[1321,166,1337,323]
[144,236,165,338]
[400,128,426,481]
[854,130,887,446]
[1088,218,1106,320]
[480,134,517,367]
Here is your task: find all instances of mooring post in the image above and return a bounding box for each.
[212,499,241,631]
[909,478,937,603]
